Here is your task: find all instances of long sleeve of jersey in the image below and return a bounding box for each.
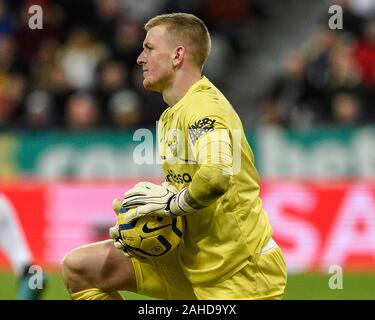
[188,128,233,207]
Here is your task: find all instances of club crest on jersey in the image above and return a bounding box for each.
[166,129,178,157]
[188,117,216,145]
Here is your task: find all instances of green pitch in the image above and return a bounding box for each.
[1,271,374,300]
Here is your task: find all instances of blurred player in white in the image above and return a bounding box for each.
[0,192,45,299]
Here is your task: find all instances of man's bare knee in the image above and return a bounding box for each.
[60,240,137,294]
[60,247,92,293]
[61,249,83,276]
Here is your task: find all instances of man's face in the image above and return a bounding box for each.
[137,25,174,92]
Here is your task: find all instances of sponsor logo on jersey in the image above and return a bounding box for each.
[166,169,192,184]
[188,117,216,145]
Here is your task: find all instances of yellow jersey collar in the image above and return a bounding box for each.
[170,76,209,110]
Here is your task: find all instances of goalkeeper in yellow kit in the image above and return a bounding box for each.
[60,12,287,300]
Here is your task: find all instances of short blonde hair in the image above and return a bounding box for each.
[145,13,211,70]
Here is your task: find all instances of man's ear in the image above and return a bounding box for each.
[172,46,185,67]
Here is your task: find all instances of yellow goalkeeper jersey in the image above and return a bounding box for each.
[158,76,273,286]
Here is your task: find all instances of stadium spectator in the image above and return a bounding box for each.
[162,0,202,16]
[14,2,64,62]
[55,28,108,90]
[259,50,319,128]
[31,39,58,87]
[0,0,15,36]
[203,32,232,86]
[64,92,100,130]
[200,0,258,57]
[352,20,375,89]
[302,27,338,92]
[326,42,364,112]
[326,0,365,39]
[48,65,74,127]
[0,35,28,128]
[95,59,129,113]
[108,89,142,128]
[331,92,364,126]
[53,0,97,34]
[347,0,375,19]
[22,90,55,130]
[112,18,144,74]
[119,0,167,22]
[93,0,122,46]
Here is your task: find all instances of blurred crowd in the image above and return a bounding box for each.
[259,0,375,129]
[0,0,373,132]
[0,0,262,131]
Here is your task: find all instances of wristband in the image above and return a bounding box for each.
[169,188,196,216]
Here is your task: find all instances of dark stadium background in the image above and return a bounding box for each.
[0,0,375,299]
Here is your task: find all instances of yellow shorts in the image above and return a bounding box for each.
[131,243,287,300]
[131,248,196,300]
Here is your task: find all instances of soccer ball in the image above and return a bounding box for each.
[116,209,185,259]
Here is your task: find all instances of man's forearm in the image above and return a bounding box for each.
[187,165,231,208]
[168,166,231,216]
